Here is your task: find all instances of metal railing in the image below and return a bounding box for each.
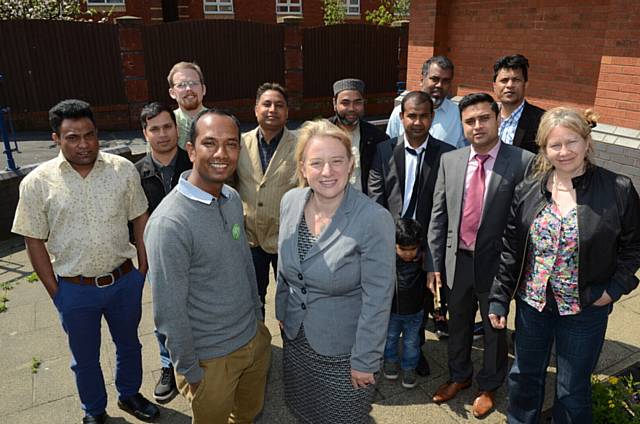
[1,74,19,171]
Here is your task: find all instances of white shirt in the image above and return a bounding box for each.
[349,123,362,191]
[386,97,466,148]
[401,135,429,218]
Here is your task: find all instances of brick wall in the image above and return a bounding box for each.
[407,0,640,129]
[592,125,640,190]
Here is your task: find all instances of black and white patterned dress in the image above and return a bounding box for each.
[282,215,375,424]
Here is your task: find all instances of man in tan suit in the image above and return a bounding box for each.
[236,82,298,317]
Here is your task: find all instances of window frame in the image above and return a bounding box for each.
[203,0,234,15]
[276,0,302,15]
[344,0,360,16]
[87,0,125,5]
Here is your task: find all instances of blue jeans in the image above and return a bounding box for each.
[383,311,424,370]
[155,330,172,368]
[508,296,610,424]
[54,268,145,416]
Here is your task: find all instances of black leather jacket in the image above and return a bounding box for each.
[489,165,640,317]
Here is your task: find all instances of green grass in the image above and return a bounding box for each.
[31,357,41,374]
[26,272,39,283]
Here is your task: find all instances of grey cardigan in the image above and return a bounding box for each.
[276,185,395,373]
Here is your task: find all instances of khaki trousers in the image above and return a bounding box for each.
[176,322,272,424]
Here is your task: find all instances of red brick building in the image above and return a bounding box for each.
[406,0,640,129]
[89,0,382,26]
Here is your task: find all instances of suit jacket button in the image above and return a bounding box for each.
[301,287,307,294]
[301,303,306,310]
[298,273,303,280]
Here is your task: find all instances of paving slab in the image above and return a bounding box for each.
[1,247,639,423]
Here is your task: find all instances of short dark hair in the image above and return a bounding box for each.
[493,54,529,82]
[458,93,499,117]
[401,91,433,114]
[140,102,176,130]
[396,218,423,246]
[422,55,454,77]
[188,108,241,146]
[49,99,95,135]
[256,82,288,105]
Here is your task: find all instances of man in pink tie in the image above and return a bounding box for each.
[426,93,534,418]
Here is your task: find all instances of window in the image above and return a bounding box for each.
[276,0,302,14]
[87,0,124,5]
[204,0,233,14]
[344,0,359,15]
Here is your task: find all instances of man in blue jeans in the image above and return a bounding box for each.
[12,99,159,424]
[382,218,427,388]
[135,102,192,403]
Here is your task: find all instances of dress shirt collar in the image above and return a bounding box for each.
[56,150,105,172]
[257,127,284,146]
[469,140,501,162]
[177,170,230,205]
[403,134,429,154]
[151,150,178,171]
[436,97,454,114]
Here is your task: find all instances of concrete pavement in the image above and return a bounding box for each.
[1,242,639,423]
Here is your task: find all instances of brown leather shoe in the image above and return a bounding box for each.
[432,379,472,403]
[472,391,496,418]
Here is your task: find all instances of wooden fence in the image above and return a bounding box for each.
[0,20,126,113]
[303,24,400,98]
[143,20,285,103]
[0,19,406,129]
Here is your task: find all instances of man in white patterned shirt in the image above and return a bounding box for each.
[12,100,158,424]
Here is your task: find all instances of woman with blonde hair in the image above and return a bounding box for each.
[276,119,395,423]
[488,107,640,423]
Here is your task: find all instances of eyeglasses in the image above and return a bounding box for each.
[306,157,349,170]
[173,80,201,90]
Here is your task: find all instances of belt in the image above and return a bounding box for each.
[62,259,134,288]
[458,248,474,257]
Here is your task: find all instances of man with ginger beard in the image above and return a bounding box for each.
[168,61,207,150]
[328,78,388,194]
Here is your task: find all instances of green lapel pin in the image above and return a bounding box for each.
[232,223,241,240]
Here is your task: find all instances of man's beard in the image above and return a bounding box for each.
[179,96,202,112]
[336,112,360,127]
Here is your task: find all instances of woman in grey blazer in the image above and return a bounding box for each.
[276,119,395,423]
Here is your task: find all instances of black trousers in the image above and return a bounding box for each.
[250,246,278,319]
[447,250,508,392]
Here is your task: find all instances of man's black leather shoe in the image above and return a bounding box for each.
[82,413,107,424]
[117,393,160,422]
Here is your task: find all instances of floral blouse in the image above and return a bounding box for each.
[519,202,581,315]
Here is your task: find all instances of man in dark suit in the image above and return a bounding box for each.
[493,54,545,154]
[329,78,389,194]
[427,93,534,418]
[368,91,454,376]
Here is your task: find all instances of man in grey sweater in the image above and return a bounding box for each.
[144,109,272,424]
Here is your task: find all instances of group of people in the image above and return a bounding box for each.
[12,53,640,424]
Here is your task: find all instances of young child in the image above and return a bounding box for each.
[382,218,427,389]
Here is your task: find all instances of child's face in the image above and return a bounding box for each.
[396,244,419,262]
